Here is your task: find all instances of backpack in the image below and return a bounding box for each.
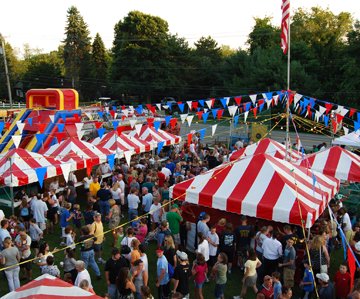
[168,262,175,279]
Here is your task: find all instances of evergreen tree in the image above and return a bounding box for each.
[91,33,109,98]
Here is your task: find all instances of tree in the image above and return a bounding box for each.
[63,6,92,100]
[91,33,109,97]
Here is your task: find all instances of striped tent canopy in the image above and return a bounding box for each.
[1,274,103,299]
[92,130,153,157]
[170,153,340,227]
[230,138,302,162]
[40,137,112,171]
[128,126,181,146]
[297,146,360,182]
[0,148,63,187]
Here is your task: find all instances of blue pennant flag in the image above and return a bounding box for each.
[354,121,360,131]
[312,173,317,191]
[97,128,106,139]
[220,98,228,108]
[165,116,172,127]
[276,91,282,95]
[135,105,143,115]
[61,114,67,122]
[211,108,218,119]
[0,122,4,132]
[303,98,310,108]
[323,115,329,127]
[338,227,348,261]
[36,133,45,145]
[112,121,119,131]
[157,141,165,155]
[309,98,315,108]
[166,102,173,110]
[108,154,115,170]
[112,106,117,112]
[301,147,305,159]
[154,121,161,131]
[279,93,284,102]
[97,111,104,119]
[35,167,47,188]
[234,115,239,127]
[197,108,201,112]
[57,123,65,133]
[202,112,209,123]
[198,100,204,107]
[28,118,33,126]
[357,112,360,122]
[245,102,251,112]
[198,128,206,140]
[265,92,273,100]
[178,103,185,113]
[259,103,265,113]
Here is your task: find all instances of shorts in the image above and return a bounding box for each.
[194,281,205,288]
[223,249,234,263]
[31,240,39,249]
[20,256,32,271]
[93,243,103,252]
[283,268,295,288]
[38,222,46,231]
[244,274,257,287]
[215,283,225,298]
[172,233,181,245]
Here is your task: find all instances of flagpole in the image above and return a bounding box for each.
[285,2,291,161]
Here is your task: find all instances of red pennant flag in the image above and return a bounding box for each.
[38,123,47,133]
[211,98,215,108]
[331,119,337,133]
[55,132,66,143]
[121,105,125,110]
[74,114,80,122]
[288,93,294,106]
[196,111,203,121]
[350,108,357,118]
[217,109,224,120]
[150,106,156,114]
[325,103,332,114]
[95,122,102,129]
[258,99,264,106]
[109,110,115,118]
[5,122,11,130]
[170,118,177,129]
[187,133,193,146]
[86,159,93,176]
[308,110,312,118]
[234,96,242,106]
[253,107,258,119]
[348,247,356,290]
[307,105,311,115]
[336,113,344,123]
[146,104,152,111]
[192,102,198,110]
[147,118,154,128]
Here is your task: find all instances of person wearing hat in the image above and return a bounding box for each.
[316,272,335,299]
[172,250,190,298]
[166,204,183,246]
[105,248,130,299]
[156,247,170,299]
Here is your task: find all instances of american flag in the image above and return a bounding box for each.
[281,0,290,54]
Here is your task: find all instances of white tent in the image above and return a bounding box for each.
[333,129,360,148]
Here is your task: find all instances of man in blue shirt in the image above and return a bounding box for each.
[156,247,170,299]
[142,187,153,231]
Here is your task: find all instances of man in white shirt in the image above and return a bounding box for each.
[74,260,93,288]
[82,175,93,193]
[127,188,140,221]
[31,197,48,231]
[149,197,162,229]
[161,163,172,179]
[100,162,111,174]
[262,230,282,277]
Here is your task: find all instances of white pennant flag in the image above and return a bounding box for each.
[294,94,302,106]
[343,126,349,135]
[156,103,162,110]
[60,163,72,183]
[49,115,55,123]
[266,99,272,110]
[318,106,326,116]
[304,111,308,118]
[228,105,238,117]
[335,105,343,114]
[135,124,143,136]
[339,108,349,117]
[180,114,188,124]
[249,94,257,106]
[12,135,21,148]
[128,106,134,112]
[78,130,85,140]
[244,111,249,122]
[212,124,217,136]
[262,93,267,100]
[273,95,279,106]
[124,151,133,166]
[105,106,109,113]
[204,108,208,113]
[224,97,230,106]
[163,105,169,110]
[205,100,212,109]
[114,113,118,119]
[122,109,129,117]
[85,112,92,120]
[75,122,84,132]
[186,101,192,110]
[129,119,137,128]
[315,111,321,122]
[186,115,194,127]
[17,123,25,134]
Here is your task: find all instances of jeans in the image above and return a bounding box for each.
[129,209,138,221]
[99,200,110,218]
[81,250,100,276]
[108,283,118,299]
[5,266,20,291]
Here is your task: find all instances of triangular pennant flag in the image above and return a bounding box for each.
[5,122,10,130]
[157,141,165,155]
[94,122,102,129]
[339,108,349,117]
[107,154,115,170]
[124,151,132,166]
[245,102,251,112]
[114,112,118,119]
[35,133,45,145]
[35,167,47,188]
[75,122,84,132]
[86,159,93,176]
[85,112,92,120]
[234,115,239,127]
[253,107,258,118]
[354,121,360,131]
[122,109,129,117]
[149,106,156,114]
[273,95,279,106]
[186,115,194,127]
[211,108,218,119]
[196,111,203,121]
[135,124,143,136]
[187,133,193,146]
[178,103,185,113]
[343,126,349,135]
[325,103,332,114]
[244,111,249,123]
[192,102,198,110]
[170,118,177,129]
[198,100,204,107]
[97,128,106,139]
[216,109,224,120]
[109,110,115,118]
[28,118,33,126]
[147,118,154,128]
[78,130,85,140]
[204,108,208,113]
[60,163,72,183]
[186,101,193,110]
[198,128,206,140]
[331,119,337,133]
[349,108,356,118]
[97,111,104,119]
[74,114,80,122]
[315,111,321,123]
[249,94,257,106]
[162,105,169,110]
[228,106,238,117]
[112,106,117,112]
[166,102,173,110]
[180,114,188,124]
[17,123,25,134]
[112,121,119,131]
[294,93,302,106]
[135,105,143,115]
[12,135,21,148]
[49,115,55,123]
[220,98,228,108]
[259,103,265,113]
[234,96,242,106]
[205,100,213,109]
[318,105,326,117]
[129,119,137,128]
[265,92,273,101]
[212,124,217,136]
[154,121,161,131]
[165,116,172,127]
[56,132,66,143]
[266,99,272,110]
[336,113,344,123]
[323,115,329,127]
[156,103,162,111]
[202,112,209,123]
[38,123,47,133]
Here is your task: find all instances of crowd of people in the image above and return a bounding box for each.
[0,139,359,299]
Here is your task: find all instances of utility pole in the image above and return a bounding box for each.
[0,34,13,108]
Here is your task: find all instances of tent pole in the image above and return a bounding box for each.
[9,157,14,215]
[285,5,291,161]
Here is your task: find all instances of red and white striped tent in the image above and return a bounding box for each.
[230,138,302,162]
[170,153,340,227]
[40,137,112,171]
[128,126,181,146]
[1,274,103,299]
[92,130,153,157]
[297,146,360,182]
[0,148,63,187]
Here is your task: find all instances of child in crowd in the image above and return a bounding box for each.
[207,225,219,268]
[211,252,228,299]
[72,204,83,230]
[83,203,95,225]
[192,253,208,299]
[114,226,125,249]
[272,272,282,299]
[333,263,351,299]
[29,218,43,256]
[300,259,314,299]
[64,225,76,250]
[59,203,74,246]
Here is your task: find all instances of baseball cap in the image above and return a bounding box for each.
[94,212,101,217]
[156,247,164,253]
[176,250,188,261]
[316,273,329,282]
[172,204,179,209]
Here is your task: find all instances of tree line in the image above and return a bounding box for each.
[0,6,359,108]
